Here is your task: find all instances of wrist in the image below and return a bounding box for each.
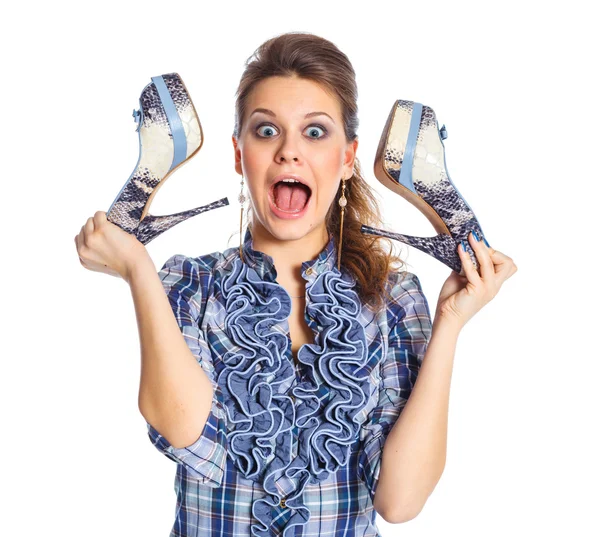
[432,311,464,336]
[123,247,154,285]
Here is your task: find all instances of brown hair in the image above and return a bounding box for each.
[232,31,407,314]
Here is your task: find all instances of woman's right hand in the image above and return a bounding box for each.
[74,211,149,284]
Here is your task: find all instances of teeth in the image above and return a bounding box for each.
[281,178,299,183]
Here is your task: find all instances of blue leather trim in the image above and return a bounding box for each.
[151,75,187,170]
[397,102,423,194]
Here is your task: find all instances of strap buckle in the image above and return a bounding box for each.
[132,108,143,132]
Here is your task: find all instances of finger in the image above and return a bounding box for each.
[486,247,511,262]
[468,231,493,281]
[94,210,107,228]
[489,250,517,279]
[74,235,85,266]
[76,227,88,268]
[457,240,479,285]
[85,216,95,236]
[478,238,509,275]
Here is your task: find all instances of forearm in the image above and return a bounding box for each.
[129,252,214,449]
[374,317,461,521]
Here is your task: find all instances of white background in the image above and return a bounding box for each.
[2,0,598,535]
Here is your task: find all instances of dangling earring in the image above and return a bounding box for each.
[239,174,246,263]
[337,176,348,271]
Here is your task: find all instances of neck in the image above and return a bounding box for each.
[249,220,329,295]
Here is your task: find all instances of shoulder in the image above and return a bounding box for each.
[157,245,239,301]
[157,247,236,318]
[159,243,238,277]
[383,270,432,328]
[386,270,428,305]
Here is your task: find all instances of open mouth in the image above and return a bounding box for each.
[269,179,312,213]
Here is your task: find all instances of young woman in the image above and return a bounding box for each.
[75,32,517,537]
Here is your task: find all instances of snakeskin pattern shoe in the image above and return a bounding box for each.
[361,100,489,275]
[106,73,229,245]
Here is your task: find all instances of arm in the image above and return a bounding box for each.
[358,272,433,521]
[131,250,227,486]
[374,316,460,522]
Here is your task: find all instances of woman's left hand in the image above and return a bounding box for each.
[434,231,518,330]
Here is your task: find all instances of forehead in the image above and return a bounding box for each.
[246,76,341,120]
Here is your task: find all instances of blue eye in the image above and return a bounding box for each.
[256,124,278,137]
[255,123,328,139]
[305,124,327,139]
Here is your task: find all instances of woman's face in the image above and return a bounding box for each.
[232,76,357,243]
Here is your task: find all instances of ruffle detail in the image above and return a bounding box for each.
[217,256,376,537]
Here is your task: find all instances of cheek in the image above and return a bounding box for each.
[317,181,341,213]
[311,151,344,199]
[245,180,263,209]
[240,150,268,199]
[242,152,263,175]
[240,138,270,172]
[313,151,341,174]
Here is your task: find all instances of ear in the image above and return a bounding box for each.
[232,135,242,176]
[344,138,358,178]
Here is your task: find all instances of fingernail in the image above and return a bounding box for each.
[461,240,467,252]
[483,237,490,248]
[472,230,480,241]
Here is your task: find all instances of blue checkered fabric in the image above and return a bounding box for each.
[146,227,432,536]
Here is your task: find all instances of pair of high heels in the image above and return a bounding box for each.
[106,73,229,245]
[108,73,487,275]
[361,99,489,275]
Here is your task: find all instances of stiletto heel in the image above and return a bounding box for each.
[361,100,487,275]
[106,72,229,245]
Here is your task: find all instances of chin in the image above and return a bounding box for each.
[255,212,320,242]
[266,222,315,242]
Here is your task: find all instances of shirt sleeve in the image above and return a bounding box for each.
[358,271,433,504]
[145,253,227,487]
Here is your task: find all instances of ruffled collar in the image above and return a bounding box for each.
[239,226,338,282]
[215,227,375,537]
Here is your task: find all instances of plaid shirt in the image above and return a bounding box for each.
[146,227,432,537]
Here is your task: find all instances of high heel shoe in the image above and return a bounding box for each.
[361,100,488,275]
[106,72,229,245]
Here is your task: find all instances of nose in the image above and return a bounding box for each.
[275,136,301,163]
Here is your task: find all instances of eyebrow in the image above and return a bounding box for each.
[250,108,335,123]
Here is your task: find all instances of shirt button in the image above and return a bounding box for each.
[305,267,314,275]
[280,497,287,508]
